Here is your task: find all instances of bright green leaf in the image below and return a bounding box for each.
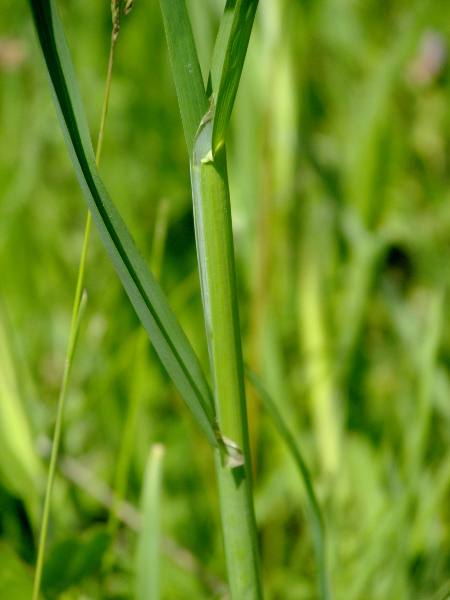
[0,543,35,600]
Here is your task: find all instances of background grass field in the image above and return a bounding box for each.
[1,0,450,598]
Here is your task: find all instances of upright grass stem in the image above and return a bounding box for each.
[191,107,262,599]
[32,27,118,600]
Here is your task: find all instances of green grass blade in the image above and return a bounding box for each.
[0,300,42,525]
[136,444,165,600]
[210,0,259,154]
[208,0,235,96]
[246,368,333,600]
[28,0,217,450]
[159,0,207,156]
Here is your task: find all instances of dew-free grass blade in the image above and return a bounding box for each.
[136,444,165,600]
[159,0,207,157]
[246,368,333,600]
[210,0,259,155]
[28,0,218,450]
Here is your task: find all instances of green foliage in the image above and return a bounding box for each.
[247,368,331,600]
[28,0,218,450]
[135,444,165,600]
[41,528,110,597]
[1,0,450,598]
[0,303,42,524]
[0,543,35,599]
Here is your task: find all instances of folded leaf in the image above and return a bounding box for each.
[210,0,259,154]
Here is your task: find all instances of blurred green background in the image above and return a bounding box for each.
[1,0,450,598]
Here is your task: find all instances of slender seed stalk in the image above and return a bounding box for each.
[70,25,117,325]
[32,292,87,600]
[32,22,120,600]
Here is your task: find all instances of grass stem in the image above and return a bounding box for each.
[192,114,262,598]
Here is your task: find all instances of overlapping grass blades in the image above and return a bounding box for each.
[160,0,259,158]
[28,0,218,450]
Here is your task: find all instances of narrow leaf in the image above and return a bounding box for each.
[136,444,165,600]
[159,0,207,156]
[28,0,218,449]
[246,367,333,600]
[211,0,259,154]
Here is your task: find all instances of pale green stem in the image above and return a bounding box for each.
[191,105,262,599]
[32,32,117,600]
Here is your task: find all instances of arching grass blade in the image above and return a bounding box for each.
[246,367,333,600]
[28,0,218,449]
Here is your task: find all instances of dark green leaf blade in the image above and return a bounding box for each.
[41,528,110,595]
[246,367,333,600]
[159,0,207,157]
[28,0,217,449]
[211,0,259,154]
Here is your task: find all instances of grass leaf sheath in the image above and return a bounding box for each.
[159,0,263,595]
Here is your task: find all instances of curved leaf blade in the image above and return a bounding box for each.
[28,0,218,449]
[246,367,333,600]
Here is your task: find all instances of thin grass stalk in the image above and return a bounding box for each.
[32,291,87,600]
[158,0,262,591]
[32,16,121,600]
